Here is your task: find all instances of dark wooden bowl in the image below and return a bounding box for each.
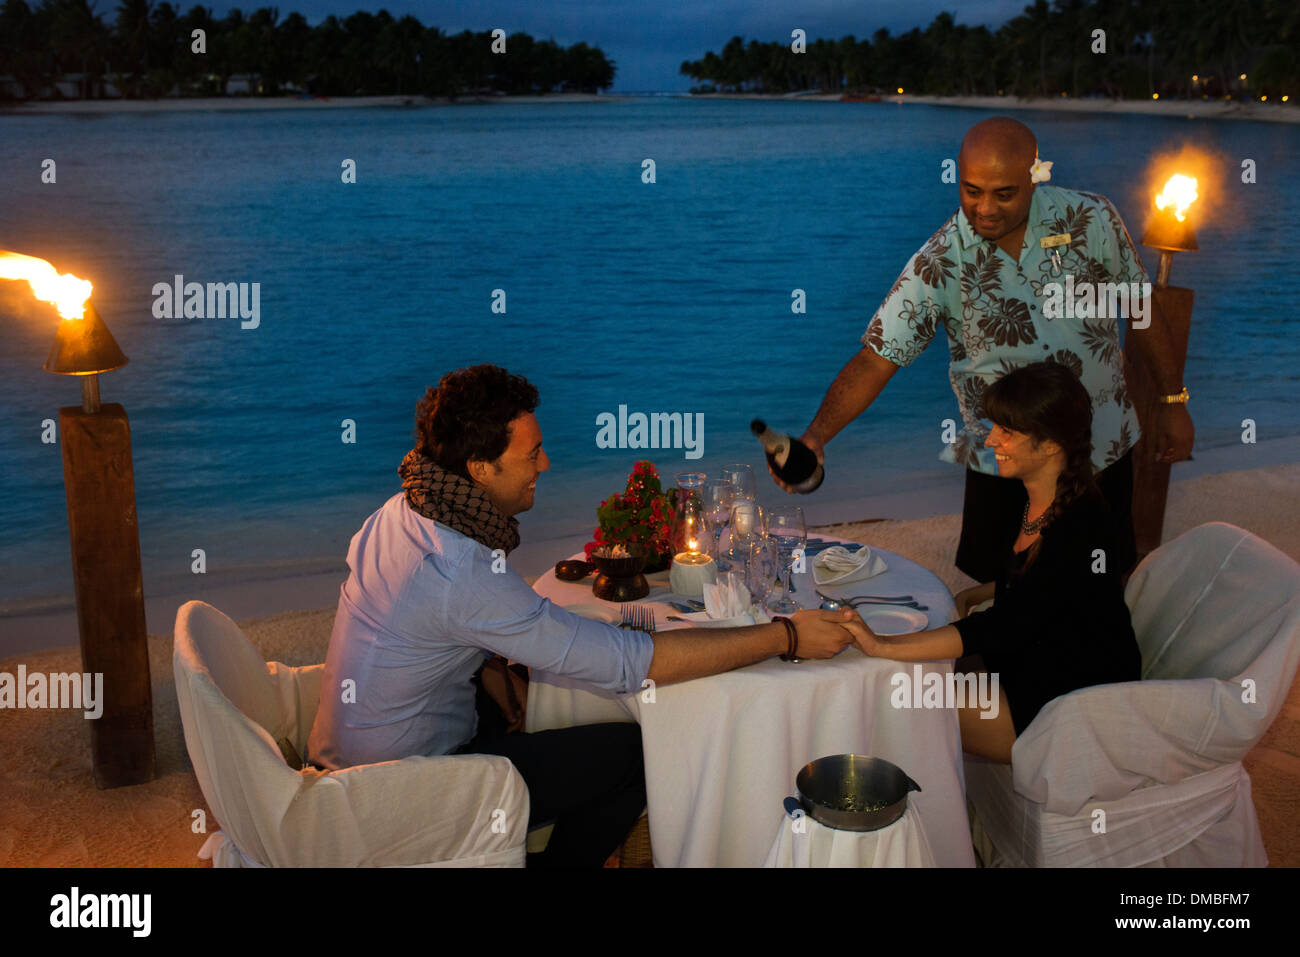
[590,548,649,601]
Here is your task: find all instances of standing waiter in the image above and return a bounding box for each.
[770,117,1194,600]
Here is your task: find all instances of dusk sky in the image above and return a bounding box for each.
[202,0,1031,91]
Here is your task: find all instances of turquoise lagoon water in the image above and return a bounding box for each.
[1,98,1297,608]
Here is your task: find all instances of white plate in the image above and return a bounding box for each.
[559,602,621,624]
[858,606,928,636]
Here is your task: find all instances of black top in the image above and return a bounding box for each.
[953,488,1141,735]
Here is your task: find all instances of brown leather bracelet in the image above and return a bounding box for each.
[775,616,799,661]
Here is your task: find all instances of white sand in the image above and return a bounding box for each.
[0,92,621,115]
[695,91,1300,124]
[7,91,1296,123]
[4,436,1298,658]
[2,456,1298,867]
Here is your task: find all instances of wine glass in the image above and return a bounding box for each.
[702,479,735,567]
[765,505,806,615]
[744,534,779,610]
[728,501,764,567]
[719,464,756,503]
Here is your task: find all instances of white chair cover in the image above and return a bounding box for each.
[966,523,1300,867]
[173,600,529,867]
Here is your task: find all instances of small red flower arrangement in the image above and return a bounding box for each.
[585,461,679,571]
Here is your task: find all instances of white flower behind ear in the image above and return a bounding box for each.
[1030,158,1053,183]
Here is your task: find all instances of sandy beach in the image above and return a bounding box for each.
[2,448,1297,867]
[5,434,1299,657]
[697,90,1300,124]
[0,92,621,114]
[5,90,1298,124]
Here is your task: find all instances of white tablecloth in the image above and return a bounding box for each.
[527,538,975,868]
[764,801,937,868]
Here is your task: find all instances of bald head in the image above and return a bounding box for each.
[957,117,1039,244]
[959,117,1038,169]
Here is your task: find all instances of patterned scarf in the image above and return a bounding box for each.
[398,449,521,554]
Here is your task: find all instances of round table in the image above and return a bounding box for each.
[527,537,975,868]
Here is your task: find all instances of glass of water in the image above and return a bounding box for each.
[765,505,806,615]
[702,479,735,566]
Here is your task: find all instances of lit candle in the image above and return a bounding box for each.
[670,522,717,598]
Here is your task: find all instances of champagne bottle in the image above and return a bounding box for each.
[751,419,824,493]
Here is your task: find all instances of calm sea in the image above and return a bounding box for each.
[1,98,1297,608]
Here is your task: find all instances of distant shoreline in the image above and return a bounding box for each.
[4,90,1297,123]
[693,91,1300,124]
[0,92,623,115]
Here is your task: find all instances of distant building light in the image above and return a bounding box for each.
[1192,74,1198,82]
[1261,95,1267,101]
[896,87,903,94]
[1152,93,1159,99]
[1239,73,1247,81]
[1284,95,1290,102]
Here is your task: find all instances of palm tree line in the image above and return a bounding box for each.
[0,0,617,100]
[681,2,1299,100]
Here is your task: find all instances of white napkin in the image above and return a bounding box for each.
[812,545,888,586]
[704,575,751,619]
[676,575,772,627]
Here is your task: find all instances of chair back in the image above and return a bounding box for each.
[173,600,310,864]
[1127,523,1300,687]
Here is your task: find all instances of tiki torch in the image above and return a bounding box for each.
[1125,176,1199,562]
[2,251,156,789]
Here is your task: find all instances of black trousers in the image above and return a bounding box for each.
[455,676,647,869]
[955,450,1136,583]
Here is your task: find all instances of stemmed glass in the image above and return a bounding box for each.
[765,505,806,615]
[702,479,735,567]
[728,500,763,567]
[744,533,779,612]
[718,464,756,504]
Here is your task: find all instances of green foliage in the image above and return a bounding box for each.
[680,0,1300,99]
[585,461,679,563]
[0,2,617,99]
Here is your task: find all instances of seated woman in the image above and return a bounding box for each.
[853,361,1140,763]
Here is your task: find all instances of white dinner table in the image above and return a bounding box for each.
[526,535,976,868]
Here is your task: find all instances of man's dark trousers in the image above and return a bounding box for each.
[456,677,646,868]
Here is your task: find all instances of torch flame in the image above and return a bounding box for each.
[0,250,93,319]
[1154,174,1199,223]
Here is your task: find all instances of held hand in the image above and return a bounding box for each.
[789,608,857,658]
[1155,404,1194,464]
[953,582,994,618]
[849,620,886,658]
[766,429,826,494]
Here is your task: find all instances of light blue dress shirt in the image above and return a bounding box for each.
[307,493,655,770]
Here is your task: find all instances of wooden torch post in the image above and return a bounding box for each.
[1126,205,1198,565]
[47,303,156,788]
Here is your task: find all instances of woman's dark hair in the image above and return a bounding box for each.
[415,365,539,476]
[981,361,1097,552]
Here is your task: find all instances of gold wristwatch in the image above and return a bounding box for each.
[1158,387,1190,405]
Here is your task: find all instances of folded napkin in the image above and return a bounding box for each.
[704,575,752,619]
[676,575,772,627]
[812,544,888,586]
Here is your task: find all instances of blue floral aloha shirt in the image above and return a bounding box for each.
[862,184,1146,476]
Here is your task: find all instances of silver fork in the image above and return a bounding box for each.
[619,604,655,633]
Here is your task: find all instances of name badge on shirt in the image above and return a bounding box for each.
[1040,232,1072,249]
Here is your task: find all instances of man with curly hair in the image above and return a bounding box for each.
[771,116,1195,585]
[308,364,867,867]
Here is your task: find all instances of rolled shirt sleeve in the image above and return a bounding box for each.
[449,545,654,696]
